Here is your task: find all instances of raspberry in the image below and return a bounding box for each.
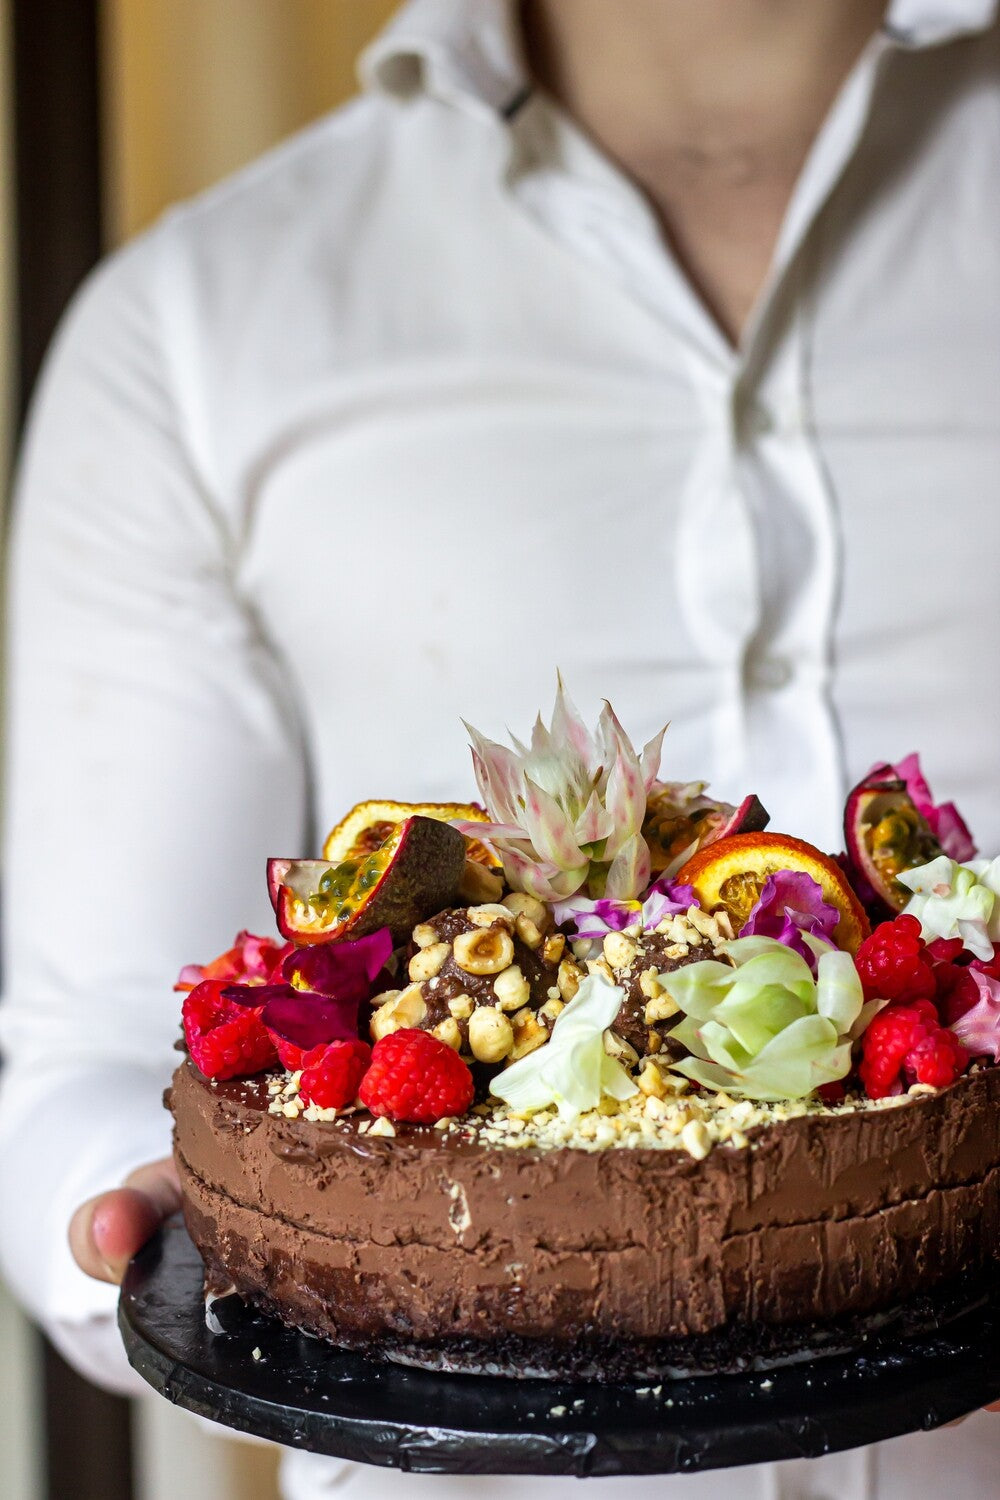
[298,1040,372,1110]
[358,1029,475,1124]
[270,1035,323,1073]
[855,915,936,1004]
[859,999,967,1099]
[182,980,278,1081]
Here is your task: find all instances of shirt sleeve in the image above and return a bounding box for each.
[0,228,309,1392]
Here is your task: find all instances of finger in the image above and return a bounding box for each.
[69,1161,181,1285]
[123,1157,181,1214]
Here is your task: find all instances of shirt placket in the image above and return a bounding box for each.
[505,31,896,844]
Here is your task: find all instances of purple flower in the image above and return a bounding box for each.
[223,927,393,1051]
[739,872,839,973]
[554,882,697,942]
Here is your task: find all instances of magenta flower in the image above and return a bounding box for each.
[174,930,288,992]
[223,927,393,1052]
[740,872,839,973]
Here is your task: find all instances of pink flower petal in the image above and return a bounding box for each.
[639,723,669,793]
[522,776,585,868]
[552,672,599,773]
[284,927,393,1002]
[890,753,977,862]
[260,990,361,1050]
[574,788,615,848]
[950,970,1000,1061]
[602,832,650,901]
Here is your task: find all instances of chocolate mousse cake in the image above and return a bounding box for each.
[167,686,1000,1377]
[169,1060,1000,1378]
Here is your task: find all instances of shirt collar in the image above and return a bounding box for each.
[359,0,529,118]
[883,0,997,45]
[361,0,998,118]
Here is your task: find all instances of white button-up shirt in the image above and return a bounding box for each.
[2,1,999,1495]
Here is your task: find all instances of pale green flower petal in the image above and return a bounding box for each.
[490,971,637,1119]
[814,948,865,1034]
[664,934,867,1100]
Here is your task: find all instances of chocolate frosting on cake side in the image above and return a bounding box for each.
[168,1060,1000,1366]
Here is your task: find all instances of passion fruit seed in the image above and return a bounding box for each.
[869,807,941,894]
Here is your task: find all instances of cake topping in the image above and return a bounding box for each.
[455,675,666,902]
[855,914,937,1004]
[949,971,1000,1063]
[269,815,467,945]
[171,679,999,1144]
[298,1039,372,1112]
[182,980,278,1082]
[491,971,639,1120]
[859,1000,968,1098]
[222,926,392,1071]
[842,758,976,917]
[359,1029,475,1124]
[738,870,840,971]
[898,854,1000,960]
[676,832,870,954]
[663,935,878,1100]
[175,929,287,992]
[641,783,771,877]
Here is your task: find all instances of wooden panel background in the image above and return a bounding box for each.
[102,0,400,244]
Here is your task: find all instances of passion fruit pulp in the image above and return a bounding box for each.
[272,815,467,945]
[643,786,770,875]
[844,768,944,915]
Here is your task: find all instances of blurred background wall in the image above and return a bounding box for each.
[1,5,399,1498]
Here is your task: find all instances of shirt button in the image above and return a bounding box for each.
[736,398,774,441]
[747,654,793,691]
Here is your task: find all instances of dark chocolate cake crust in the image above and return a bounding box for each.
[169,1060,1000,1373]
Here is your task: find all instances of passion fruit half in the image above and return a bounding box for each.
[643,784,770,876]
[272,816,467,946]
[844,766,945,916]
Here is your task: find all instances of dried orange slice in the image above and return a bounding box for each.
[676,832,870,955]
[323,800,496,868]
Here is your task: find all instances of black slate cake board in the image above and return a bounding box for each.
[119,1218,1000,1477]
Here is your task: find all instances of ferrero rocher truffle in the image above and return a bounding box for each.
[369,896,586,1065]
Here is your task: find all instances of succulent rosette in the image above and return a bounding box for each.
[663,936,882,1100]
[456,677,666,903]
[899,855,1000,961]
[491,970,639,1119]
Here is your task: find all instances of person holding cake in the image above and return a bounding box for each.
[3,1,1000,1498]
